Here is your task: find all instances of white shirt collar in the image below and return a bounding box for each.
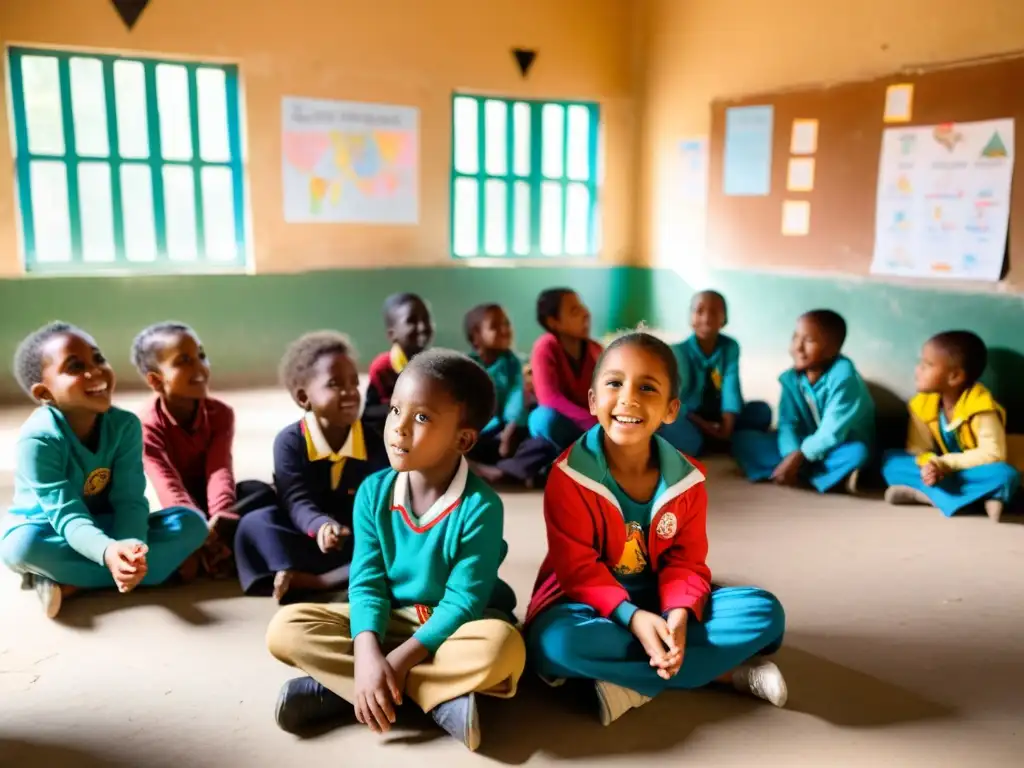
[391,456,469,529]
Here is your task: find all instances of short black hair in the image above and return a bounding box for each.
[403,348,496,432]
[691,290,728,322]
[594,329,681,397]
[801,309,848,349]
[279,331,356,396]
[13,321,90,398]
[463,303,502,344]
[929,330,988,385]
[537,287,574,332]
[382,292,428,328]
[130,321,196,377]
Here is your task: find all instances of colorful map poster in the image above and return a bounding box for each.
[870,118,1014,281]
[282,97,418,224]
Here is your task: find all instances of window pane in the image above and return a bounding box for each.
[156,64,192,160]
[513,102,530,176]
[21,56,65,155]
[453,97,478,174]
[69,57,109,157]
[121,164,157,261]
[484,100,507,176]
[566,105,590,181]
[78,162,115,261]
[540,181,563,256]
[453,177,478,257]
[29,161,72,262]
[565,182,590,255]
[513,181,530,255]
[484,179,507,256]
[541,104,564,178]
[196,67,230,162]
[201,167,237,261]
[163,166,197,260]
[114,61,149,158]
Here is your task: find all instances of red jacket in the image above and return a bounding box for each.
[525,427,712,624]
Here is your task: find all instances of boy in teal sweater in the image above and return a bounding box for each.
[0,322,208,618]
[267,349,525,751]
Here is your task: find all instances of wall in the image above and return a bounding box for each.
[0,0,644,400]
[636,0,1024,427]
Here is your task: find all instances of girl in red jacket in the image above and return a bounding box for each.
[524,330,788,726]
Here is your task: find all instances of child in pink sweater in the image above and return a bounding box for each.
[528,288,603,451]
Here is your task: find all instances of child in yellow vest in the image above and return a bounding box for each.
[881,331,1019,522]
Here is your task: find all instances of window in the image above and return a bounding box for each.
[450,95,600,258]
[7,47,246,272]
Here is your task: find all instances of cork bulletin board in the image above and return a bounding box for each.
[706,54,1024,291]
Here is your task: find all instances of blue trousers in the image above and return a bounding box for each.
[881,450,1021,517]
[0,507,208,589]
[732,430,870,493]
[526,587,785,699]
[658,401,773,456]
[528,406,589,453]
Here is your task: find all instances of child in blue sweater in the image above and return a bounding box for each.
[0,322,208,618]
[266,349,525,751]
[733,310,875,493]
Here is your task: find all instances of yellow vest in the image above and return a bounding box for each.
[908,383,1005,464]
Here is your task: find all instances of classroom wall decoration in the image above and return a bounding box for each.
[111,0,151,30]
[281,97,419,225]
[870,118,1014,281]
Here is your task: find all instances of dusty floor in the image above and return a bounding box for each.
[1,390,1022,767]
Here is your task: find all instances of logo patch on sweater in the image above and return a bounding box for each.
[83,468,111,496]
[655,512,677,540]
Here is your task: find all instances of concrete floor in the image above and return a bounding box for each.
[2,390,1023,767]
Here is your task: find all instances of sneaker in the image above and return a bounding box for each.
[984,499,1004,523]
[844,469,860,495]
[732,660,788,707]
[594,680,651,726]
[274,676,349,734]
[20,572,34,590]
[884,485,931,506]
[430,692,480,751]
[33,576,62,619]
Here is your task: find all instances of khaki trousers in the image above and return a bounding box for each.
[267,603,526,712]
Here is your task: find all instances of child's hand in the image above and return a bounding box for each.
[498,423,520,458]
[921,460,945,486]
[353,633,402,733]
[104,540,148,593]
[317,521,348,554]
[664,608,689,678]
[771,450,805,486]
[628,610,677,676]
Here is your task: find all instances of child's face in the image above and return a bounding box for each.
[915,341,963,394]
[790,316,835,372]
[33,332,115,414]
[385,369,474,473]
[474,307,513,352]
[297,352,361,430]
[387,300,434,357]
[548,292,591,340]
[147,331,209,401]
[589,344,680,449]
[690,294,726,341]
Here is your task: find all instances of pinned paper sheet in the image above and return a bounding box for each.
[786,158,815,191]
[781,200,811,236]
[884,83,914,123]
[790,119,818,154]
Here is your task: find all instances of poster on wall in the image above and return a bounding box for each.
[281,97,419,224]
[679,137,709,203]
[870,118,1014,282]
[722,105,774,196]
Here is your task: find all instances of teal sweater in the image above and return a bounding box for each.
[673,333,744,417]
[348,459,512,652]
[4,406,153,565]
[468,350,527,434]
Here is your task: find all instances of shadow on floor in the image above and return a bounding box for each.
[0,738,137,768]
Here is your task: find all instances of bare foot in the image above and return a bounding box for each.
[273,571,293,603]
[178,554,200,583]
[469,461,505,485]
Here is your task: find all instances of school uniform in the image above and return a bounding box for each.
[363,344,407,432]
[267,458,525,713]
[732,356,875,492]
[659,334,772,455]
[881,383,1020,516]
[233,413,388,594]
[528,333,602,452]
[0,406,208,588]
[524,427,785,697]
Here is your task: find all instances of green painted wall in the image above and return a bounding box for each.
[0,266,642,402]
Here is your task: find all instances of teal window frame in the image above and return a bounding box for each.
[7,46,247,274]
[450,94,600,259]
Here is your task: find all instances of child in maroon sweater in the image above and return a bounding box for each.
[528,288,603,452]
